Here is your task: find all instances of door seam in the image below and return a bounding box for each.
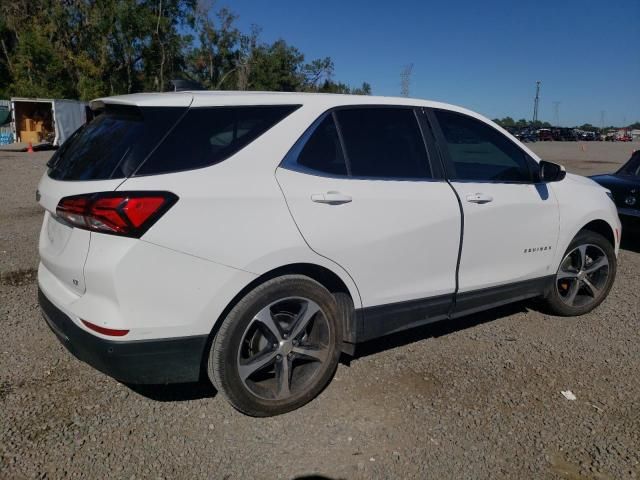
[446,180,465,318]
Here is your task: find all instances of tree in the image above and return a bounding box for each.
[186,4,242,89]
[493,117,515,128]
[579,123,598,132]
[0,1,369,100]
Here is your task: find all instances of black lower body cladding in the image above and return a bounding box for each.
[38,288,208,384]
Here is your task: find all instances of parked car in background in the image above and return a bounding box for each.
[37,92,621,416]
[538,129,553,141]
[514,129,537,142]
[579,131,598,141]
[552,128,578,141]
[591,150,640,221]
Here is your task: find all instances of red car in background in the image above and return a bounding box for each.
[538,129,553,141]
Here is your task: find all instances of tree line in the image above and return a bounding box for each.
[0,0,371,100]
[493,116,640,131]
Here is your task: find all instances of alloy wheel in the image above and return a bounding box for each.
[556,243,610,308]
[236,297,331,401]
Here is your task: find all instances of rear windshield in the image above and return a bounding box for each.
[48,105,185,180]
[48,104,300,180]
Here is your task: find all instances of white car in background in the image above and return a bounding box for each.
[37,92,620,416]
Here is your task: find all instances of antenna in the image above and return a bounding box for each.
[532,81,541,123]
[553,101,561,127]
[400,64,413,97]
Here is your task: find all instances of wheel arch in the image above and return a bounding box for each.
[199,262,359,379]
[555,217,619,270]
[578,219,616,247]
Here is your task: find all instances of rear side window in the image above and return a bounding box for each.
[48,104,299,180]
[136,105,299,176]
[434,109,533,182]
[48,105,185,181]
[336,108,431,179]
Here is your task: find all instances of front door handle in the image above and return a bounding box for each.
[466,193,493,204]
[311,191,353,205]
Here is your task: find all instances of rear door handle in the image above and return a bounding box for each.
[466,193,493,204]
[311,192,353,205]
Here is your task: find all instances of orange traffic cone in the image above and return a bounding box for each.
[27,142,34,153]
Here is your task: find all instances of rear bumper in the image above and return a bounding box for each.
[38,288,208,384]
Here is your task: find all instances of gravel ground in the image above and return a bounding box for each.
[1,145,639,479]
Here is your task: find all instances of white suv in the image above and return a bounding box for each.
[37,92,620,416]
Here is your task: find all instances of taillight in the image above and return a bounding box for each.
[56,191,178,238]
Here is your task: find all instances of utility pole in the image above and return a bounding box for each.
[600,110,605,130]
[400,64,413,97]
[532,81,541,123]
[553,101,561,127]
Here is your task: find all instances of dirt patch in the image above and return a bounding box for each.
[1,267,38,286]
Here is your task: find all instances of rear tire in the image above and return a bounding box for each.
[208,275,342,417]
[543,231,616,316]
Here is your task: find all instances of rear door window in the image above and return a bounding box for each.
[286,107,432,180]
[335,108,431,179]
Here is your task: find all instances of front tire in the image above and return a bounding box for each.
[208,275,342,416]
[543,230,616,316]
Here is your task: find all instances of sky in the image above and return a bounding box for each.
[228,0,639,127]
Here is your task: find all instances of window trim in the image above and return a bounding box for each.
[280,105,445,182]
[427,107,540,185]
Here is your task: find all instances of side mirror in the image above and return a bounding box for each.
[539,160,566,182]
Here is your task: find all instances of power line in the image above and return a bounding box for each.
[400,64,413,97]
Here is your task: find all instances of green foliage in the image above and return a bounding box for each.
[492,117,561,129]
[247,40,305,91]
[0,1,370,100]
[493,116,515,128]
[493,117,551,129]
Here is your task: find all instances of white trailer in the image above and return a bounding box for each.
[10,97,88,146]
